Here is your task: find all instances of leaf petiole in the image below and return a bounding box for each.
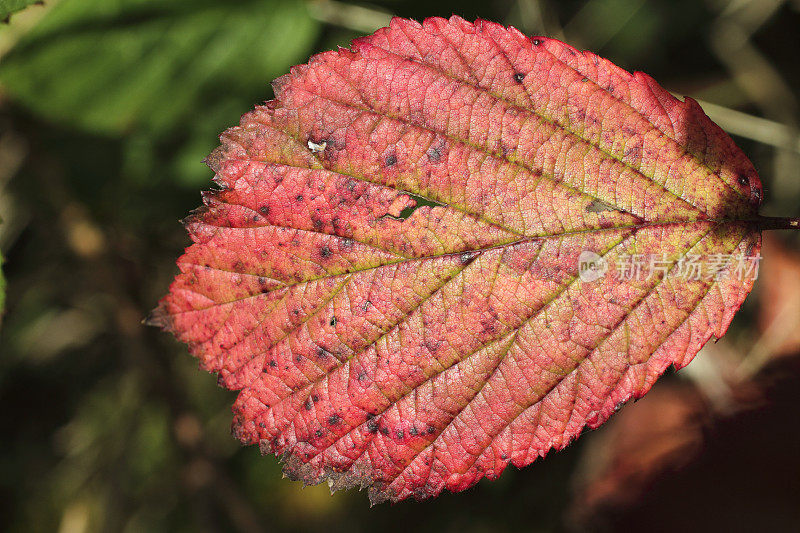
[755,216,800,231]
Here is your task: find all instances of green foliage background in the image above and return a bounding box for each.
[0,0,40,21]
[1,1,799,532]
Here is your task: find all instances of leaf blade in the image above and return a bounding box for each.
[154,16,763,503]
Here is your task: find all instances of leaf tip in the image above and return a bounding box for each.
[203,146,225,173]
[143,304,171,330]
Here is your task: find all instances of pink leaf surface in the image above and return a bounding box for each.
[152,16,764,503]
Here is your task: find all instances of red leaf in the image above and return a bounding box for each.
[152,16,766,503]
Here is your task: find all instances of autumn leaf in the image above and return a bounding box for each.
[151,16,798,503]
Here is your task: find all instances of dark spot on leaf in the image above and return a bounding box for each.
[269,359,277,367]
[328,414,342,425]
[305,398,313,410]
[320,245,332,258]
[426,425,436,435]
[295,355,302,363]
[425,339,441,353]
[259,205,270,215]
[624,145,642,161]
[315,429,324,438]
[312,394,320,403]
[532,38,542,45]
[329,316,337,327]
[513,72,525,83]
[409,426,419,436]
[738,174,749,186]
[295,194,304,202]
[427,146,442,162]
[316,347,329,359]
[380,427,389,436]
[367,420,379,434]
[395,429,405,440]
[385,153,397,167]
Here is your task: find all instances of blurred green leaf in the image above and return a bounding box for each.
[0,0,319,136]
[0,0,39,21]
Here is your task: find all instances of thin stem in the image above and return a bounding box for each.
[755,216,800,231]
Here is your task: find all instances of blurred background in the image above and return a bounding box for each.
[1,0,799,531]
